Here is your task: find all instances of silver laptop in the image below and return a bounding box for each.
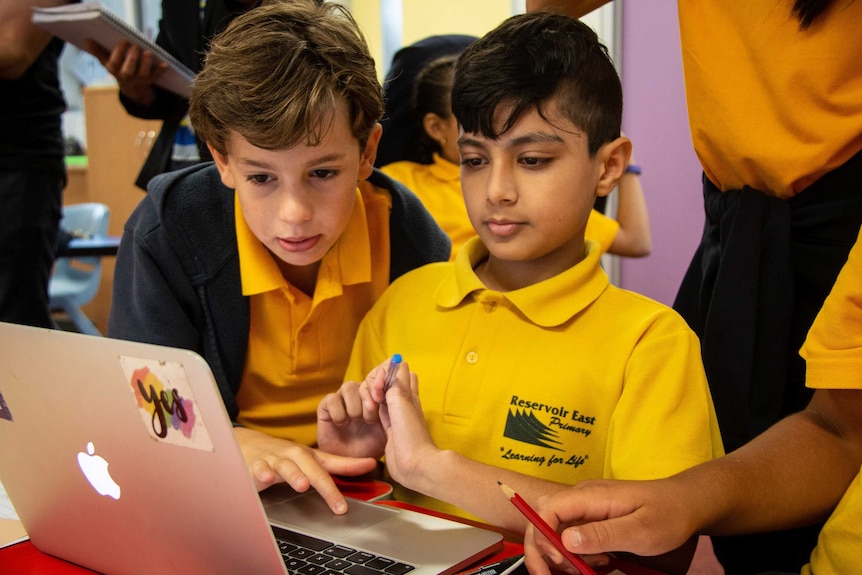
[0,322,502,575]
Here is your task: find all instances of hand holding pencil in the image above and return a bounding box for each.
[498,482,597,575]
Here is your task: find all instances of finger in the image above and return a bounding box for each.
[119,44,144,78]
[336,381,381,425]
[338,381,368,421]
[307,453,378,515]
[560,520,625,555]
[270,461,348,516]
[272,457,312,495]
[136,49,156,78]
[317,452,379,478]
[379,372,424,442]
[317,393,349,425]
[251,459,278,492]
[84,39,110,64]
[407,367,420,400]
[529,536,578,575]
[304,471,349,515]
[105,41,132,75]
[530,522,567,565]
[378,402,392,430]
[574,553,611,570]
[523,525,554,575]
[528,517,611,572]
[150,61,169,82]
[367,364,387,404]
[382,360,412,404]
[533,534,611,573]
[358,383,382,419]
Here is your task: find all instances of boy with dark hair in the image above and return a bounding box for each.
[108,0,450,514]
[382,49,651,260]
[318,11,721,571]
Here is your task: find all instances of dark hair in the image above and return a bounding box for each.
[411,54,458,164]
[190,0,383,156]
[451,11,621,156]
[376,34,476,167]
[793,0,840,28]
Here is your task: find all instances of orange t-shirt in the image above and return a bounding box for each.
[679,1,862,197]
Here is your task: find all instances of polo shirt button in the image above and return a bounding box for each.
[300,324,311,333]
[483,301,497,313]
[466,351,479,364]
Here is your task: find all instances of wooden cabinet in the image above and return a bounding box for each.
[66,84,162,334]
[63,161,89,205]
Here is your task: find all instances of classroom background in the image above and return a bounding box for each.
[58,0,701,333]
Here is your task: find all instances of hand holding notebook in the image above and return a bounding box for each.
[31,2,194,98]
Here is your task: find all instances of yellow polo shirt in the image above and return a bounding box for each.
[679,1,862,197]
[234,182,391,445]
[346,237,723,518]
[584,209,619,254]
[799,226,862,575]
[382,154,474,260]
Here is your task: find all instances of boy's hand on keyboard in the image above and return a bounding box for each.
[233,426,377,514]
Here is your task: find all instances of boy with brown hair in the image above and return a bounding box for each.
[108,0,450,514]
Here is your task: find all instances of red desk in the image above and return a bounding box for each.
[0,481,665,575]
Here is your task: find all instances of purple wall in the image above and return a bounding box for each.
[617,1,704,307]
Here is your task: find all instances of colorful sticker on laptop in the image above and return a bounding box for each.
[119,356,214,452]
[0,387,12,422]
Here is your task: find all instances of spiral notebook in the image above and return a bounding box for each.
[31,2,195,98]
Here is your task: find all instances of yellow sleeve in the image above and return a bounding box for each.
[585,209,620,254]
[607,312,724,479]
[800,226,862,391]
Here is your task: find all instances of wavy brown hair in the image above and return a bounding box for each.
[190,0,383,156]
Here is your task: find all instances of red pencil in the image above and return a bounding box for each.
[498,481,597,575]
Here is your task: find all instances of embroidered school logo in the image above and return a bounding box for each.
[503,395,596,449]
[500,395,596,470]
[120,356,214,452]
[504,409,564,450]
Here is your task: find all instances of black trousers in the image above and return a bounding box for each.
[674,150,862,574]
[0,169,63,328]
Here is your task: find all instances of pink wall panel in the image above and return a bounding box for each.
[617,1,704,307]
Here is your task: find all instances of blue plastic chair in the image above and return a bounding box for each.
[49,203,111,336]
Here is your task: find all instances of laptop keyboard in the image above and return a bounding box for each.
[273,525,416,575]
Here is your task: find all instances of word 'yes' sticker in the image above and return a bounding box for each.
[120,356,214,452]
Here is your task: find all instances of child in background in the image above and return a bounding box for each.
[318,11,720,573]
[382,54,652,259]
[108,0,450,514]
[376,34,477,168]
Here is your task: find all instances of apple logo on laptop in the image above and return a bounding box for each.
[77,441,121,500]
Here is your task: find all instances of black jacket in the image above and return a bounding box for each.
[120,0,250,189]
